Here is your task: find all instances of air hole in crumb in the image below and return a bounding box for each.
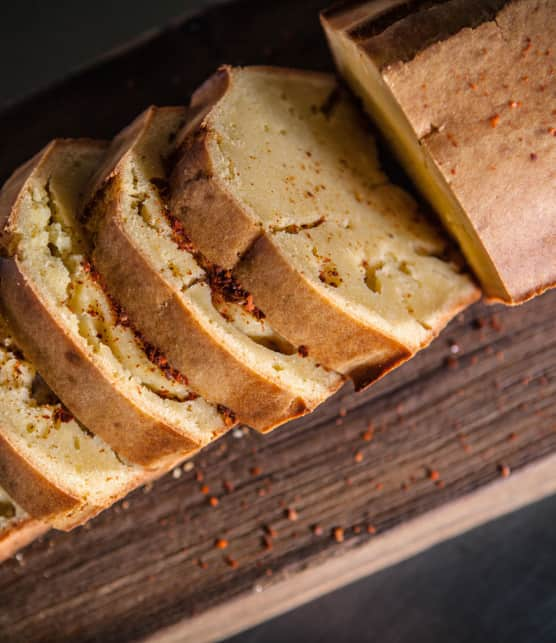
[247,335,297,355]
[363,261,384,294]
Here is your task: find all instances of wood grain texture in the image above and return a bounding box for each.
[0,1,554,642]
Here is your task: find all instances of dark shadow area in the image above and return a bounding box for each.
[228,493,556,643]
[0,0,223,107]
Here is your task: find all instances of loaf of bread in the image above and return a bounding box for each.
[0,139,228,468]
[83,106,342,432]
[322,0,556,304]
[170,67,480,387]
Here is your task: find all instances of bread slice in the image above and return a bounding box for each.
[0,487,48,562]
[322,0,556,304]
[170,66,480,387]
[0,139,228,468]
[0,311,150,529]
[83,106,342,432]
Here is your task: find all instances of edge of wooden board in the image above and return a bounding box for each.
[146,451,556,643]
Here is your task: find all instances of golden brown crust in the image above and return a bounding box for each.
[235,234,411,390]
[171,68,261,267]
[0,518,48,563]
[323,0,556,304]
[170,128,262,267]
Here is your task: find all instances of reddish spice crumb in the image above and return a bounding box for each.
[286,508,299,521]
[489,114,500,128]
[499,464,511,478]
[468,82,478,90]
[209,496,219,507]
[428,469,440,482]
[435,480,446,489]
[262,535,273,551]
[312,524,323,536]
[223,480,234,493]
[339,407,347,417]
[195,471,204,482]
[401,482,409,492]
[244,294,255,313]
[361,428,374,442]
[53,407,73,423]
[265,568,273,577]
[507,432,517,442]
[298,345,309,357]
[214,538,228,550]
[509,100,520,108]
[548,127,556,136]
[354,451,364,463]
[367,524,377,535]
[530,153,538,161]
[333,527,344,543]
[353,526,362,535]
[470,355,479,366]
[250,466,262,477]
[200,484,210,495]
[450,167,457,176]
[225,556,239,569]
[375,482,384,491]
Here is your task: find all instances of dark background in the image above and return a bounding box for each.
[1,2,555,642]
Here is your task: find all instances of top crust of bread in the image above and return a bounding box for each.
[170,66,479,386]
[0,139,227,468]
[84,105,342,432]
[322,0,556,304]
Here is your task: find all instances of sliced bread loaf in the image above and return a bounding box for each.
[322,0,556,304]
[0,139,229,468]
[83,107,342,432]
[170,67,480,387]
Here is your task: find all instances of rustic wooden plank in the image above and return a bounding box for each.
[150,452,556,643]
[0,1,554,642]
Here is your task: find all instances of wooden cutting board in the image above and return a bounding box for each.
[0,1,555,641]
